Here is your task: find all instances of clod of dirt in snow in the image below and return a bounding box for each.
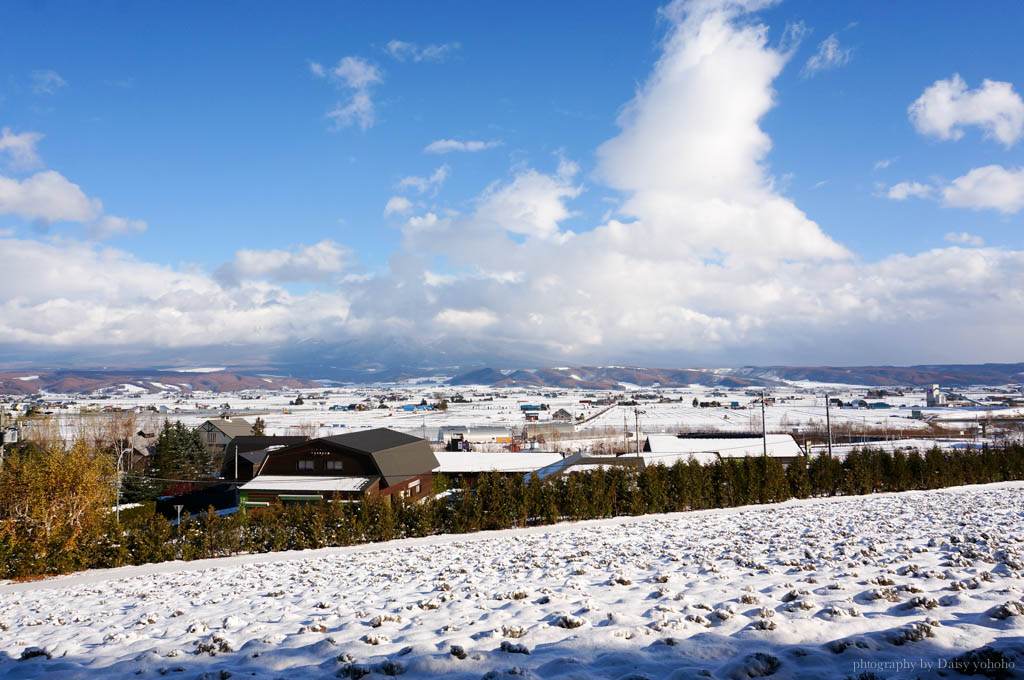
[371,613,403,627]
[990,601,1024,619]
[556,614,587,629]
[195,634,234,655]
[865,587,901,602]
[500,640,530,654]
[222,615,246,630]
[903,596,939,610]
[19,647,51,661]
[497,589,530,601]
[502,624,526,638]
[450,645,467,659]
[610,573,633,586]
[377,659,407,675]
[299,617,329,633]
[338,662,371,679]
[726,651,781,679]
[889,620,935,646]
[363,633,390,645]
[685,614,711,628]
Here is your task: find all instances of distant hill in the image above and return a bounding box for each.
[448,363,1024,389]
[3,362,1022,396]
[0,370,317,396]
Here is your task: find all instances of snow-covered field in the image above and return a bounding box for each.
[4,484,1024,679]
[18,380,1021,449]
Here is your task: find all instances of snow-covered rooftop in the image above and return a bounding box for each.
[240,475,376,493]
[644,434,802,460]
[433,451,563,474]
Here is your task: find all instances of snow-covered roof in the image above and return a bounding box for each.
[644,434,802,460]
[433,451,563,474]
[240,475,376,493]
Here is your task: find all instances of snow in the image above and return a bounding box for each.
[238,475,375,493]
[433,451,564,474]
[14,376,38,381]
[2,483,1024,678]
[147,382,180,391]
[643,434,803,459]
[159,367,227,373]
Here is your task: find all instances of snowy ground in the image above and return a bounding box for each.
[4,484,1024,679]
[18,380,1022,448]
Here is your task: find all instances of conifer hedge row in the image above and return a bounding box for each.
[3,443,1024,579]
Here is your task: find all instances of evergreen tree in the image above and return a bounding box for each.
[151,421,214,491]
[252,417,266,436]
[786,456,811,498]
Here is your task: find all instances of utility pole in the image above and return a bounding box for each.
[634,405,645,461]
[761,390,767,456]
[623,408,627,455]
[825,393,833,457]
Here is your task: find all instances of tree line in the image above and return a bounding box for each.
[2,439,1024,579]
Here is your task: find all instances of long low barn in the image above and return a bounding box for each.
[643,433,804,466]
[434,450,564,487]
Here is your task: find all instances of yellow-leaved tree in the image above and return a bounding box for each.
[0,438,114,577]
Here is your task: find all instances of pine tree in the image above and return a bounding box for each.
[151,421,214,491]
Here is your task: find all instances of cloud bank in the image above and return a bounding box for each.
[3,0,1024,367]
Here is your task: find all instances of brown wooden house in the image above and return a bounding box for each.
[239,428,439,508]
[221,435,309,482]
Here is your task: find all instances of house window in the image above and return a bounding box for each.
[326,461,343,472]
[408,479,421,495]
[298,459,314,471]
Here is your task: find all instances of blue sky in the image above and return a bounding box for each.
[1,0,1023,368]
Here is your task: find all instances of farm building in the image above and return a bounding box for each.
[195,417,254,458]
[522,422,577,442]
[643,433,804,466]
[239,428,438,508]
[433,450,563,488]
[436,425,514,446]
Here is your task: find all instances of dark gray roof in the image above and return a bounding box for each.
[227,435,307,457]
[322,428,422,453]
[321,428,438,488]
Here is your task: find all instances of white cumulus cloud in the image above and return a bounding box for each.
[86,215,147,240]
[909,74,1024,147]
[383,196,413,216]
[216,239,351,286]
[0,170,102,223]
[887,181,933,200]
[942,164,1024,213]
[0,127,44,171]
[944,232,985,247]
